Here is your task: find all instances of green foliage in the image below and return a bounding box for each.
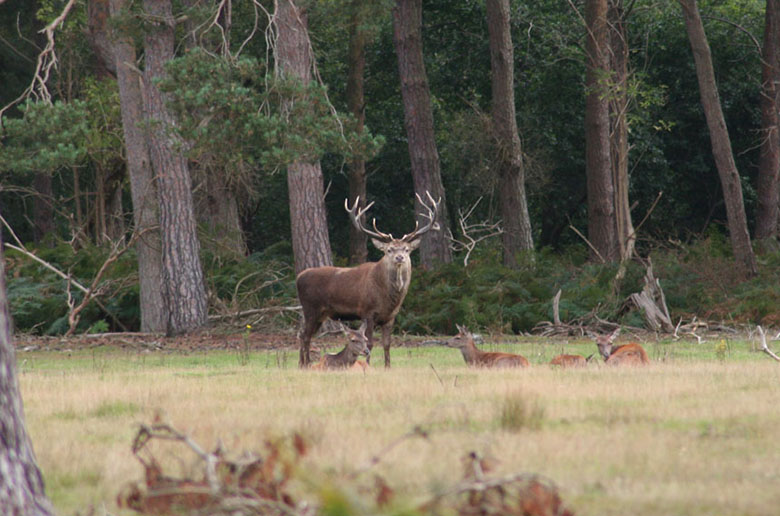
[0,99,89,173]
[159,48,383,181]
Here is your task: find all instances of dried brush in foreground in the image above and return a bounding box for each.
[421,452,575,516]
[117,422,308,515]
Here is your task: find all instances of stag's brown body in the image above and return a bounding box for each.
[549,354,587,367]
[297,193,439,368]
[594,328,650,365]
[446,325,530,368]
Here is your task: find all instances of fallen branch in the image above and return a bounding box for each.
[757,326,780,362]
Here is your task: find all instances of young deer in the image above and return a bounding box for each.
[445,325,529,368]
[594,328,650,365]
[549,354,587,367]
[310,323,371,371]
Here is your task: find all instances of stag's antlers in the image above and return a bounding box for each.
[344,191,441,243]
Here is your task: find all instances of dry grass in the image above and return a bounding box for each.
[16,340,780,515]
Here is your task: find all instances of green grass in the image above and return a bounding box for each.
[15,334,780,515]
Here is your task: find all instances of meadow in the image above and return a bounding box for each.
[16,333,780,515]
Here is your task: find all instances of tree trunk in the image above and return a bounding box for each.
[585,0,619,263]
[275,0,333,274]
[392,0,452,267]
[196,172,246,256]
[110,0,168,333]
[181,0,246,256]
[87,0,116,78]
[143,0,209,334]
[486,0,534,268]
[608,0,635,262]
[756,0,780,242]
[0,230,55,516]
[32,173,54,245]
[679,0,758,277]
[346,4,369,265]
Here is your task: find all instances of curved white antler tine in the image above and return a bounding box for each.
[402,190,441,242]
[344,196,393,241]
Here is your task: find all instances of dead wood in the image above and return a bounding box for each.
[628,259,674,332]
[757,326,780,362]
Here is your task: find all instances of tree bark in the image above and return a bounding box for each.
[346,3,369,265]
[110,0,168,333]
[585,0,619,263]
[392,0,452,267]
[608,0,635,262]
[88,0,116,78]
[275,0,333,274]
[0,230,55,516]
[143,0,209,334]
[756,0,780,242]
[679,0,758,277]
[486,0,534,268]
[32,173,54,245]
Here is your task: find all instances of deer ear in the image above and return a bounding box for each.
[371,238,390,251]
[408,238,422,251]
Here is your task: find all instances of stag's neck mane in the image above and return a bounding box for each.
[375,256,412,302]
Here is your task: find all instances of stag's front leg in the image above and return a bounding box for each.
[364,319,375,364]
[381,324,392,368]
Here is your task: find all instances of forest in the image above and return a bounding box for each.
[1,0,780,337]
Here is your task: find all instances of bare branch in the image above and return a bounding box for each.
[757,326,780,362]
[446,197,502,266]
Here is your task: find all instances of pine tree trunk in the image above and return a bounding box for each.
[608,0,635,262]
[143,0,209,333]
[110,0,168,333]
[585,0,619,263]
[276,0,333,274]
[346,4,369,265]
[486,0,534,268]
[756,0,780,242]
[392,0,452,267]
[0,230,55,516]
[680,0,758,277]
[32,173,54,245]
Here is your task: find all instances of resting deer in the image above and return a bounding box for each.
[445,325,529,368]
[549,354,587,367]
[296,192,440,368]
[594,328,650,365]
[310,323,371,370]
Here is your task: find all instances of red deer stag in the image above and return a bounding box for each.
[296,192,440,368]
[310,323,371,370]
[445,325,530,368]
[594,328,650,365]
[549,354,587,368]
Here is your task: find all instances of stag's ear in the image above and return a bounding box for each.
[408,238,422,251]
[371,238,390,252]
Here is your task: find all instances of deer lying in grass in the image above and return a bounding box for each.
[445,325,529,368]
[310,323,370,371]
[296,192,440,368]
[549,354,587,368]
[594,328,650,365]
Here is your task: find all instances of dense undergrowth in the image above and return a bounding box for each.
[5,233,780,336]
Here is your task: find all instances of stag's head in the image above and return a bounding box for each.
[345,191,440,269]
[594,328,620,360]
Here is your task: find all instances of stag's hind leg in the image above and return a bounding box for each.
[298,314,323,368]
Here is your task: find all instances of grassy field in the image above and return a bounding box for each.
[16,333,780,515]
